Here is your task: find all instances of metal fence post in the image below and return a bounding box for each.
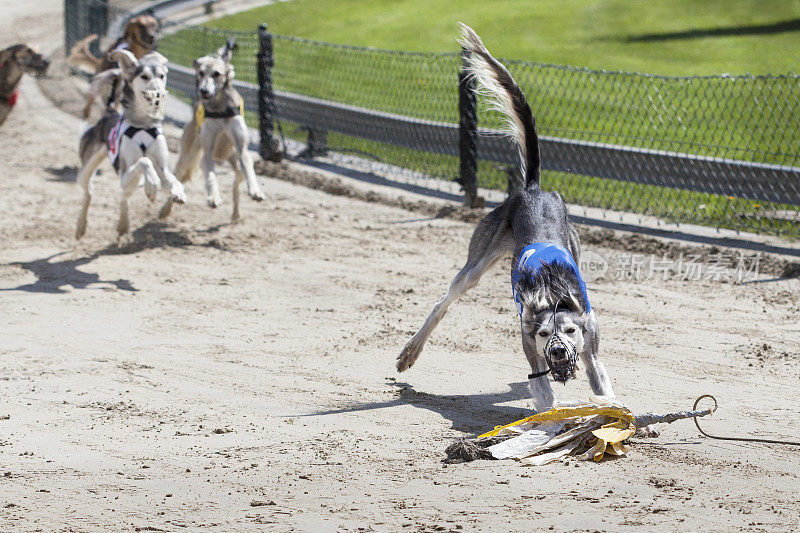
[87,0,108,57]
[64,0,80,53]
[458,48,482,208]
[257,23,282,162]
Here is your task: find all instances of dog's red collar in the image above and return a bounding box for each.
[0,62,20,106]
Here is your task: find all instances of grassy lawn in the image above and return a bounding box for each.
[158,1,800,236]
[207,0,800,76]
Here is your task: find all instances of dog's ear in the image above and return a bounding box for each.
[217,37,237,64]
[125,16,141,39]
[0,46,15,64]
[13,45,30,62]
[110,48,139,77]
[2,44,26,63]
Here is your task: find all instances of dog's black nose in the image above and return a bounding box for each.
[549,346,568,361]
[199,88,211,98]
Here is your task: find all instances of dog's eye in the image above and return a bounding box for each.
[140,73,151,81]
[564,327,576,334]
[538,330,550,338]
[213,71,221,78]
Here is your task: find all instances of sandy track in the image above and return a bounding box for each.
[2,3,800,531]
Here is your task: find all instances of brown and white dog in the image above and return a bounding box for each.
[67,15,159,121]
[0,44,50,127]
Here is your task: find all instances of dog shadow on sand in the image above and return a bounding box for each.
[295,380,534,436]
[2,222,232,294]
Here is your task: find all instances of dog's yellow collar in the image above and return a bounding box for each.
[194,99,244,130]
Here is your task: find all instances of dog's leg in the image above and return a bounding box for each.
[228,154,244,221]
[199,127,222,208]
[240,150,265,201]
[117,157,159,237]
[162,129,202,219]
[522,332,556,412]
[148,138,187,206]
[158,197,174,220]
[579,311,614,397]
[397,205,512,372]
[231,116,266,202]
[568,223,581,264]
[82,96,95,121]
[174,115,202,183]
[75,146,106,240]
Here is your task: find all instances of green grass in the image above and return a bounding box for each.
[208,0,800,76]
[158,1,800,237]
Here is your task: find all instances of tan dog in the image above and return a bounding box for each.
[67,15,159,120]
[160,38,265,222]
[0,44,50,127]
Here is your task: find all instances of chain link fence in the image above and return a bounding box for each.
[64,0,800,238]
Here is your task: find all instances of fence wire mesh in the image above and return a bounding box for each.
[488,62,800,236]
[64,0,800,238]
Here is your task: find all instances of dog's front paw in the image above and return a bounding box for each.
[116,233,132,248]
[635,424,660,438]
[207,194,221,208]
[170,186,186,205]
[249,188,266,202]
[396,339,422,372]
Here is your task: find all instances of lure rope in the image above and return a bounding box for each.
[693,394,800,446]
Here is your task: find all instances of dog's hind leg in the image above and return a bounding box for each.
[579,311,614,397]
[75,146,106,240]
[567,223,581,264]
[396,204,513,372]
[198,126,223,208]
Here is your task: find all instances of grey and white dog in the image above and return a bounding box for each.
[75,50,186,240]
[396,24,614,412]
[160,38,265,222]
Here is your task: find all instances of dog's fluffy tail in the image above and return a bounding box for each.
[457,23,541,189]
[67,34,101,71]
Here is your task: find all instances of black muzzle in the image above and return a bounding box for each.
[545,334,577,383]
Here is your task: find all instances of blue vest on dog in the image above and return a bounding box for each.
[511,242,592,316]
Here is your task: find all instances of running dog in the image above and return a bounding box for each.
[0,44,50,127]
[68,14,159,121]
[160,38,265,222]
[396,24,614,412]
[75,50,186,241]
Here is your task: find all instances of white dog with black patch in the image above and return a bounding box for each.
[76,49,186,241]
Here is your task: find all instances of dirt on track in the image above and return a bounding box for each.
[2,3,800,532]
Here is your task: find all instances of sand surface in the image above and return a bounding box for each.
[2,3,800,531]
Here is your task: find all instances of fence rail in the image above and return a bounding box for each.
[64,0,800,237]
[169,62,800,207]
